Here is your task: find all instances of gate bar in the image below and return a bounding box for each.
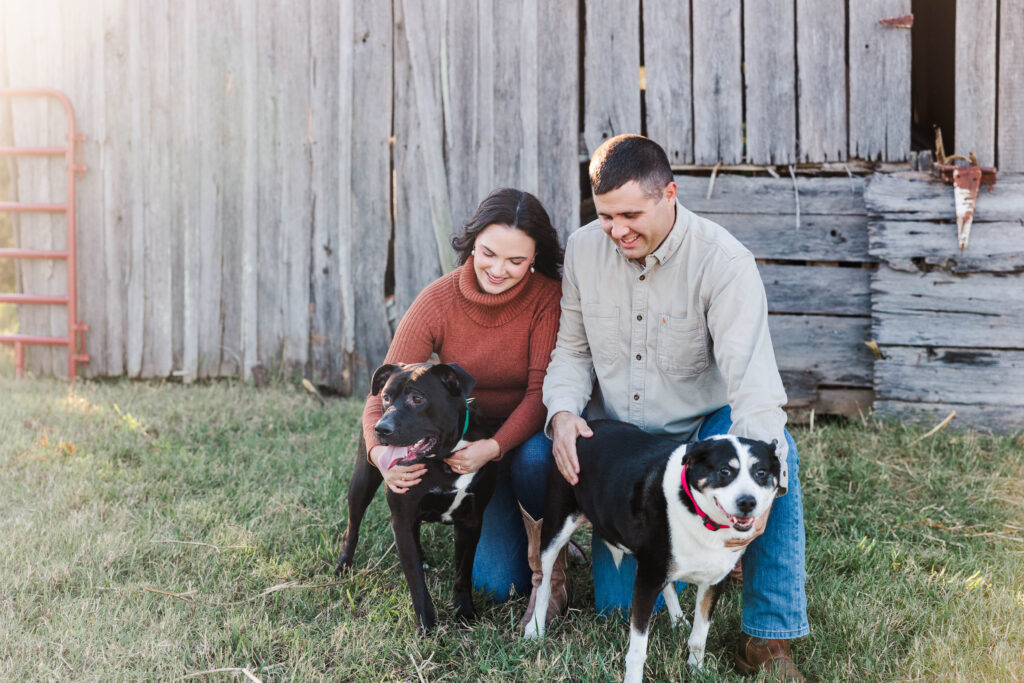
[0,88,90,380]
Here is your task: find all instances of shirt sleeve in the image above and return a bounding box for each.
[703,253,791,495]
[361,290,441,454]
[491,286,561,455]
[542,237,596,438]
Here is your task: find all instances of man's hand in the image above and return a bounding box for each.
[724,503,772,549]
[370,444,428,495]
[444,438,500,475]
[551,411,593,485]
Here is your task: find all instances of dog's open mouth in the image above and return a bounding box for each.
[407,436,438,458]
[714,497,755,532]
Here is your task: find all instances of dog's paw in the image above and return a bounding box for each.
[686,651,705,672]
[454,597,477,624]
[522,621,543,640]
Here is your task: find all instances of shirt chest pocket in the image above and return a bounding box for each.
[581,303,619,365]
[656,314,710,377]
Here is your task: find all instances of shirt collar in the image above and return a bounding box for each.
[645,200,689,266]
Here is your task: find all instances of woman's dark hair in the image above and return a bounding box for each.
[451,188,563,280]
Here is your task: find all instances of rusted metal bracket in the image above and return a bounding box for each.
[932,155,997,252]
[879,14,914,28]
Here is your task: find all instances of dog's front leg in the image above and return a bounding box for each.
[391,518,437,633]
[686,578,727,670]
[452,521,481,623]
[335,437,384,573]
[660,584,688,629]
[623,573,661,683]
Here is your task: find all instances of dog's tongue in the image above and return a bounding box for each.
[377,445,413,471]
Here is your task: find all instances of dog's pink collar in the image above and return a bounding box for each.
[680,464,727,531]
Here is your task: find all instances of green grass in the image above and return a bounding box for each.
[1,374,1021,682]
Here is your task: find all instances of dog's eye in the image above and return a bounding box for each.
[409,394,424,405]
[718,467,732,477]
[755,468,767,479]
[381,394,391,405]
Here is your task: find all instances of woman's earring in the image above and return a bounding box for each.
[471,249,476,256]
[530,264,535,273]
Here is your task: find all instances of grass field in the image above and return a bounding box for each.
[1,371,1022,681]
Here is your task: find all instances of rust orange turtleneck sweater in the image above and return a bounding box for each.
[361,256,562,456]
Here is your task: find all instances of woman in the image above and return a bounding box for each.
[361,187,569,627]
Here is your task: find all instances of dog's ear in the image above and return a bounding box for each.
[682,439,714,467]
[370,363,402,396]
[770,438,779,453]
[429,362,476,398]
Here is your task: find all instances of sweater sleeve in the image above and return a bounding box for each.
[361,287,444,452]
[491,283,562,455]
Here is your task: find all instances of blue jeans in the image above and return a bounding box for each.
[592,406,809,639]
[471,430,553,601]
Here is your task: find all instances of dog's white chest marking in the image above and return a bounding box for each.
[603,539,632,569]
[442,473,475,522]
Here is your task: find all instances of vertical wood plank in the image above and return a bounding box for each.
[336,0,354,392]
[174,0,199,380]
[347,0,393,394]
[692,0,743,164]
[394,0,447,318]
[954,0,996,165]
[101,0,130,375]
[744,0,796,165]
[444,0,482,234]
[519,0,540,194]
[998,0,1024,171]
[537,0,581,240]
[583,0,641,156]
[474,0,495,204]
[64,0,107,376]
[848,0,911,161]
[642,0,693,165]
[309,0,344,388]
[797,0,846,162]
[492,0,526,189]
[240,2,259,379]
[125,0,146,376]
[278,0,311,370]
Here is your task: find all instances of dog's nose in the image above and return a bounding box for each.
[736,495,756,516]
[375,424,394,439]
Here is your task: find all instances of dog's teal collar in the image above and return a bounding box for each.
[459,402,471,441]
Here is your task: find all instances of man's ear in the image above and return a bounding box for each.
[429,362,476,398]
[370,363,402,396]
[663,180,677,204]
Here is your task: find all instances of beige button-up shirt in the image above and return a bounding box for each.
[543,200,790,493]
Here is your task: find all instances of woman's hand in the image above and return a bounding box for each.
[370,444,428,494]
[444,438,500,475]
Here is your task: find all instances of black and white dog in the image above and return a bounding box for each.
[523,419,779,682]
[335,362,497,633]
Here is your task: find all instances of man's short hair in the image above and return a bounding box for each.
[589,135,674,200]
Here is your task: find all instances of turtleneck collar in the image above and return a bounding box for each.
[453,255,540,327]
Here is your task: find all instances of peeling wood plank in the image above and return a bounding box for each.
[642,0,693,165]
[675,175,865,215]
[537,0,580,242]
[583,0,641,156]
[760,264,871,316]
[864,172,1024,221]
[871,266,1024,348]
[868,220,1024,274]
[743,0,796,165]
[712,214,870,263]
[692,0,743,164]
[796,0,846,162]
[875,346,1024,406]
[954,0,997,166]
[998,0,1024,172]
[769,314,874,387]
[848,0,911,161]
[873,400,1024,433]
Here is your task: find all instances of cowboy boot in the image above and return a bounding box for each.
[735,635,806,682]
[518,503,569,631]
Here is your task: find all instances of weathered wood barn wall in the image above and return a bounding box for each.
[2,1,1023,431]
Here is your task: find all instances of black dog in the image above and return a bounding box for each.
[335,362,497,633]
[524,419,779,682]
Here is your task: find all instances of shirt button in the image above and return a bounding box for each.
[639,275,646,281]
[636,354,642,361]
[633,394,640,401]
[636,314,643,321]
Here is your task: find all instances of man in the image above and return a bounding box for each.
[543,135,807,680]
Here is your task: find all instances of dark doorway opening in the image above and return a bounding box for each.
[911,0,956,155]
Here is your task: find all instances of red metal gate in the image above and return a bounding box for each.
[0,88,89,379]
